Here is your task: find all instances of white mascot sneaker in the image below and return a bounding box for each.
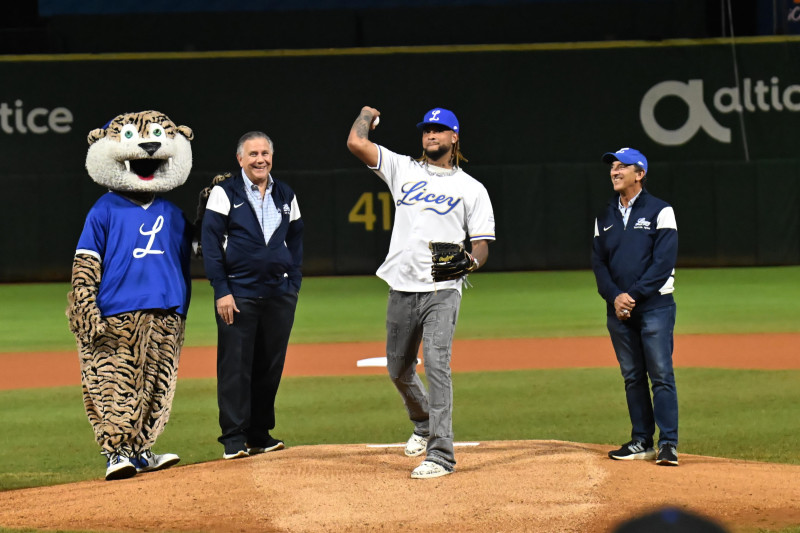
[105,454,137,481]
[135,450,180,473]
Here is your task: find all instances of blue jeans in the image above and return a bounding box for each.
[385,289,461,470]
[606,304,678,448]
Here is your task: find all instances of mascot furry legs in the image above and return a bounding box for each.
[67,110,194,481]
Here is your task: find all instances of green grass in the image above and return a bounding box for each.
[2,367,799,492]
[1,266,799,352]
[1,266,799,533]
[1,267,799,533]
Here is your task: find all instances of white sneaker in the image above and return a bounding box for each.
[135,450,180,473]
[105,454,137,481]
[411,460,452,479]
[404,433,428,457]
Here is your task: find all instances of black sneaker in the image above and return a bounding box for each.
[223,443,249,460]
[656,444,679,466]
[247,436,285,455]
[608,440,656,461]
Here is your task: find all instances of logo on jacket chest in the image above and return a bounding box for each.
[397,181,461,215]
[633,217,652,230]
[133,215,166,258]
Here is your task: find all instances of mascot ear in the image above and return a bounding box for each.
[177,125,194,141]
[87,128,106,145]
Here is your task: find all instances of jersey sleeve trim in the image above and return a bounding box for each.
[75,249,101,260]
[367,145,383,170]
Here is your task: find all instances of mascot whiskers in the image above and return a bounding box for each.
[67,110,193,481]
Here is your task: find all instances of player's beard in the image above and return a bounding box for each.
[424,145,452,162]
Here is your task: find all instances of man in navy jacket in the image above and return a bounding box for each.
[591,147,679,467]
[201,131,303,459]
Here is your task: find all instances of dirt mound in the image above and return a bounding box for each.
[3,334,800,531]
[1,440,799,533]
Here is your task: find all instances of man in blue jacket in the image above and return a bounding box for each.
[591,147,679,467]
[201,131,303,459]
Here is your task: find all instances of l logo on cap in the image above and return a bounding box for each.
[430,110,441,121]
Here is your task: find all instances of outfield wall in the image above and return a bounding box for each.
[1,38,799,281]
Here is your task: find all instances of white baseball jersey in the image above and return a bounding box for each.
[369,145,495,293]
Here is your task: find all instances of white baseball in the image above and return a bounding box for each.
[372,116,380,127]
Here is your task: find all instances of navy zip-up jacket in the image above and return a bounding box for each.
[201,172,303,300]
[592,188,677,316]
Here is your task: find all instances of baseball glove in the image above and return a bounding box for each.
[429,241,478,282]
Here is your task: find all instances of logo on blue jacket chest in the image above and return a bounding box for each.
[397,181,461,215]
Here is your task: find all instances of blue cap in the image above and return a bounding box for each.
[416,108,459,133]
[602,147,648,173]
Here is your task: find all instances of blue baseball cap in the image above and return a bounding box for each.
[601,147,648,173]
[416,108,459,133]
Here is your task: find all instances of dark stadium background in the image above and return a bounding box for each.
[1,1,798,282]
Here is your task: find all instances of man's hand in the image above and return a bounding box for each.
[362,106,381,130]
[614,292,636,320]
[216,294,240,326]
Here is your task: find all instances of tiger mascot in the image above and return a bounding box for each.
[66,110,194,481]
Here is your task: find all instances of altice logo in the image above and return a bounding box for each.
[640,78,800,145]
[0,100,73,134]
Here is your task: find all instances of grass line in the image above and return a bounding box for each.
[1,267,798,353]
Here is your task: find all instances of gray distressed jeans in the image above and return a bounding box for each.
[385,289,461,470]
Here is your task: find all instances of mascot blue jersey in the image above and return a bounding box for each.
[76,192,192,317]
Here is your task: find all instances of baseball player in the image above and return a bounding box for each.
[347,106,496,478]
[592,147,679,466]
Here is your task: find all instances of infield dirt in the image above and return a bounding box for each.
[1,333,799,532]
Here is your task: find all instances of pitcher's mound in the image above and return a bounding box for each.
[1,440,799,532]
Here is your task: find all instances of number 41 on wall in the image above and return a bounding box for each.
[348,192,392,231]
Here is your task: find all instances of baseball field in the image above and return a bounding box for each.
[1,267,799,532]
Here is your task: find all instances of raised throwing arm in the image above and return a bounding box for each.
[346,106,381,167]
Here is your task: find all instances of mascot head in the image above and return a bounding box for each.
[85,110,193,193]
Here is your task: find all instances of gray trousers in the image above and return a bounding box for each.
[385,289,461,469]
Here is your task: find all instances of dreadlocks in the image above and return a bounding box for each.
[416,138,469,168]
